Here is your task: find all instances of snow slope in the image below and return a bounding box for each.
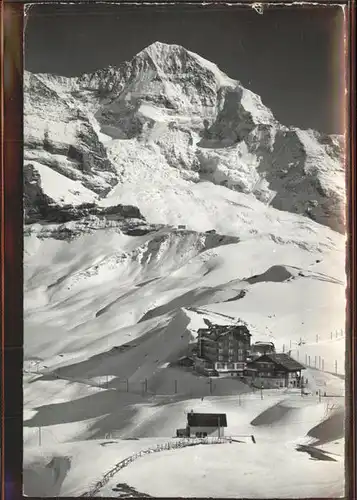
[23,389,344,497]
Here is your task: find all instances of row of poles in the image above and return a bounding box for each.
[282,348,339,374]
[110,377,221,396]
[140,378,212,396]
[305,355,339,374]
[281,329,344,354]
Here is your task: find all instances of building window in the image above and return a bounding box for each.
[218,355,223,362]
[196,432,207,438]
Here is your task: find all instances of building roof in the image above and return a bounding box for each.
[249,353,305,372]
[187,412,227,427]
[198,324,251,342]
[251,341,275,350]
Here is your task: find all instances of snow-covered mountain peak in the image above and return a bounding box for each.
[137,40,184,59]
[24,41,345,234]
[136,41,236,88]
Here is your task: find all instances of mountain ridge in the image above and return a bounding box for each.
[24,41,345,233]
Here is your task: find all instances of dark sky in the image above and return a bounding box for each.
[25,3,345,134]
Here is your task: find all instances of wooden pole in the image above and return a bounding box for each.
[218,416,221,438]
[38,426,42,447]
[210,378,212,394]
[308,355,311,366]
[175,380,178,394]
[322,359,324,371]
[126,378,129,392]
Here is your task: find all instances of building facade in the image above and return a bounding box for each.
[186,412,227,438]
[249,341,276,360]
[189,426,225,438]
[245,353,305,388]
[196,322,251,375]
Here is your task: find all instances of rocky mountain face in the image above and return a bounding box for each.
[24,41,345,235]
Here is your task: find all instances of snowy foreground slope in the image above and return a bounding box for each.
[24,42,346,497]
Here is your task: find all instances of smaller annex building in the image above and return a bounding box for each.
[176,412,227,438]
[245,353,305,388]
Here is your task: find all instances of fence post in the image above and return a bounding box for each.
[308,355,311,366]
